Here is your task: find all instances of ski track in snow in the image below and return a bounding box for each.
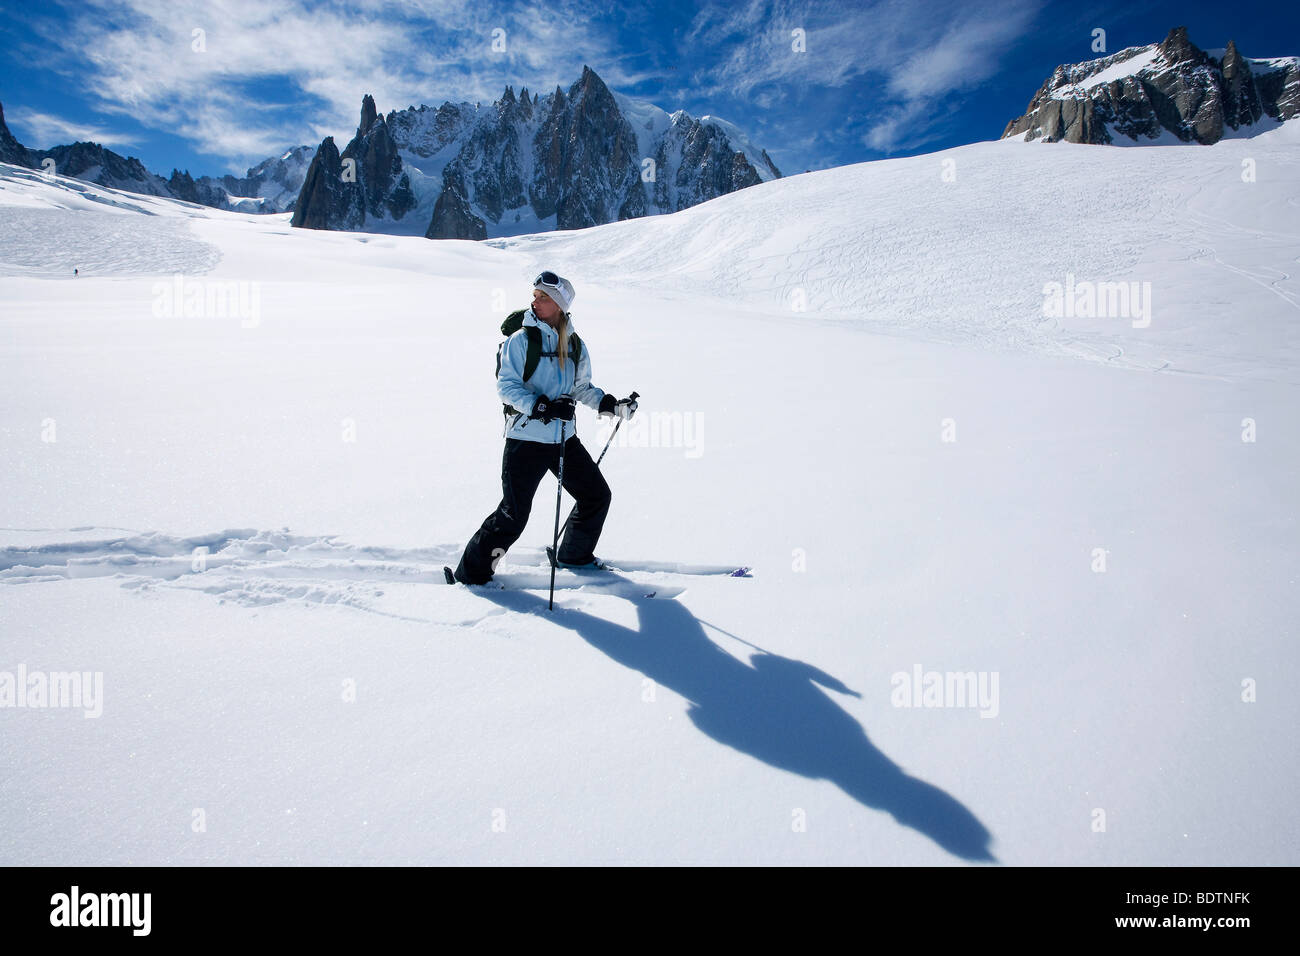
[0,206,221,278]
[0,527,722,620]
[0,166,223,278]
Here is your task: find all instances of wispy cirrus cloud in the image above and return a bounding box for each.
[683,0,1046,152]
[30,0,651,172]
[5,106,141,149]
[13,0,1049,177]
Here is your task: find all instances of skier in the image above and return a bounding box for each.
[449,271,638,585]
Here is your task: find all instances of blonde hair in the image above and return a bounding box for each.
[557,311,570,368]
[535,290,570,367]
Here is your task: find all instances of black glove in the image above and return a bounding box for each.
[599,392,639,421]
[530,394,575,424]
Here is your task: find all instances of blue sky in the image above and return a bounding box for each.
[1,0,1296,179]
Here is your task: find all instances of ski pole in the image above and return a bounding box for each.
[549,417,568,611]
[558,391,638,541]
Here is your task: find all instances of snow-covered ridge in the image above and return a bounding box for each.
[1003,27,1299,145]
[613,91,674,165]
[1049,43,1300,100]
[697,114,779,182]
[1051,45,1162,97]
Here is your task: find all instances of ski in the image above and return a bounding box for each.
[545,546,615,571]
[543,548,749,577]
[446,563,667,598]
[445,551,750,599]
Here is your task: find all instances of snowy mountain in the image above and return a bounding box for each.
[167,146,316,214]
[1,116,1297,864]
[292,66,781,239]
[0,100,311,213]
[1003,26,1299,144]
[33,140,175,197]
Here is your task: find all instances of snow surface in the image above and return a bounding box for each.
[1248,55,1300,73]
[1,127,1297,865]
[1054,46,1161,96]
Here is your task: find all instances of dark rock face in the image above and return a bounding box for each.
[1254,57,1300,120]
[425,164,486,239]
[167,168,201,203]
[0,101,34,167]
[429,66,775,236]
[387,101,475,158]
[462,86,529,224]
[37,141,172,194]
[290,136,364,230]
[301,66,780,240]
[292,94,415,230]
[534,66,645,230]
[291,95,415,230]
[1219,41,1262,129]
[652,114,768,212]
[1003,26,1299,145]
[346,93,416,220]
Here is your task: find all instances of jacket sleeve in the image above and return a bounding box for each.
[570,338,607,411]
[497,332,540,414]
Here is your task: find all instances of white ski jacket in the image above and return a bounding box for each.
[497,308,607,444]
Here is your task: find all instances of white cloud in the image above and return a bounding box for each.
[5,107,141,149]
[886,8,1044,101]
[33,0,646,172]
[18,0,1043,173]
[686,0,1046,152]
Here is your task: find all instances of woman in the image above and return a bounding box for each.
[449,271,638,585]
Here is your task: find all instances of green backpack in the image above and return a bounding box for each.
[496,309,584,420]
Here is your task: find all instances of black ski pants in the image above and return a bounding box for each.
[454,435,612,584]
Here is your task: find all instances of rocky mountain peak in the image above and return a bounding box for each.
[1223,39,1245,71]
[291,136,358,229]
[1157,26,1206,66]
[295,67,779,240]
[1002,27,1298,145]
[359,94,378,137]
[0,100,32,167]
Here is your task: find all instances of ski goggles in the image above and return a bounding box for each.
[534,271,563,289]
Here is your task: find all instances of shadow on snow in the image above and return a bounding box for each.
[474,577,996,862]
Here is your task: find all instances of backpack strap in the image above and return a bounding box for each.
[535,327,582,368]
[498,324,544,422]
[521,325,543,381]
[496,312,581,423]
[496,311,548,383]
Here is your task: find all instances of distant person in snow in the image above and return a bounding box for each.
[450,271,638,585]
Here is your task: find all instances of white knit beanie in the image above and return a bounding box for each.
[533,271,575,312]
